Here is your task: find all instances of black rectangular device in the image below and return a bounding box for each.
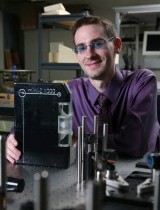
[14,82,76,168]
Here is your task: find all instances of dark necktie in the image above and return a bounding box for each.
[97,94,112,135]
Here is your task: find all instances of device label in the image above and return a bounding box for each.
[18,88,61,98]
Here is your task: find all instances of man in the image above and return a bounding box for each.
[6,16,160,163]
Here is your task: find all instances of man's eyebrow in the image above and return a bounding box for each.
[75,42,85,46]
[75,37,105,46]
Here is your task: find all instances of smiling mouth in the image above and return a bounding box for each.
[86,60,102,67]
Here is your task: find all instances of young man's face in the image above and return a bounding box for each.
[74,24,121,81]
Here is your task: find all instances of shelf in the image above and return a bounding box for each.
[41,63,81,70]
[0,69,36,73]
[121,23,139,28]
[40,63,83,78]
[114,4,160,70]
[39,13,88,29]
[38,13,88,80]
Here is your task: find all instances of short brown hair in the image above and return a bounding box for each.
[72,16,117,42]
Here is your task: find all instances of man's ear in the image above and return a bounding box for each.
[114,37,122,54]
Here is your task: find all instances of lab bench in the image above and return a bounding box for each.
[6,158,151,210]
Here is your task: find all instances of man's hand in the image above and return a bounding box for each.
[6,134,21,164]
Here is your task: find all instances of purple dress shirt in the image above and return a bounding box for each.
[68,68,160,158]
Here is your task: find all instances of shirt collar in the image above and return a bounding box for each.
[87,67,125,105]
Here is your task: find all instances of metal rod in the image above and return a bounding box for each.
[82,116,87,181]
[84,152,95,181]
[152,169,156,183]
[34,173,41,210]
[102,123,108,152]
[40,171,48,210]
[78,126,82,184]
[82,115,87,135]
[93,115,98,135]
[93,115,98,160]
[86,181,101,210]
[154,171,160,210]
[34,171,49,210]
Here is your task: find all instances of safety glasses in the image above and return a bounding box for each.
[74,37,115,54]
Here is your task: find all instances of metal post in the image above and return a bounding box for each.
[154,171,160,210]
[34,171,49,210]
[93,115,98,160]
[86,181,101,210]
[102,123,108,152]
[77,126,82,184]
[82,116,87,181]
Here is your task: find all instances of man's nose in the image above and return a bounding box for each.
[85,45,96,56]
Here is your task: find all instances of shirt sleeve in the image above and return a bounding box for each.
[108,70,160,158]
